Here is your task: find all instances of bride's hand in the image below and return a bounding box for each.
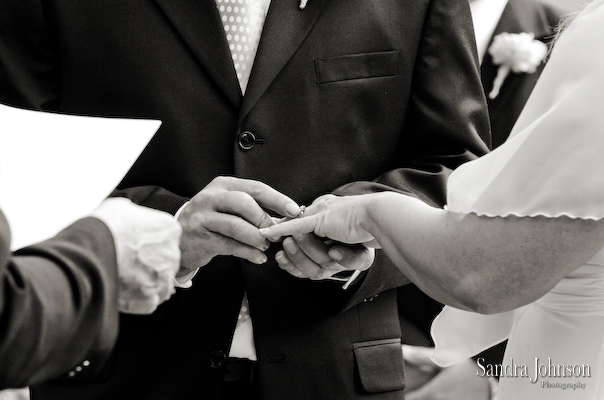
[259,194,379,248]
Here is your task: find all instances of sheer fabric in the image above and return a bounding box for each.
[446,0,604,220]
[432,2,604,398]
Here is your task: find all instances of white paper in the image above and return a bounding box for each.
[0,103,161,250]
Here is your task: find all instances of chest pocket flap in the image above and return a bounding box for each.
[315,50,400,84]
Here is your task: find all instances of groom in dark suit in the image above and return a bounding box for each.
[0,0,490,399]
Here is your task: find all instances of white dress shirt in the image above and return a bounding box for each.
[218,0,271,360]
[469,0,509,63]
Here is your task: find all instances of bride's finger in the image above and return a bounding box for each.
[259,215,318,238]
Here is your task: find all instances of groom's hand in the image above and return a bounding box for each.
[272,194,374,281]
[276,232,374,281]
[177,176,300,270]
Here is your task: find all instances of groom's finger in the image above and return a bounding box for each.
[220,177,300,219]
[327,245,374,271]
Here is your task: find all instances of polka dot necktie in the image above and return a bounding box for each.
[215,0,268,332]
[216,0,269,94]
[237,292,251,328]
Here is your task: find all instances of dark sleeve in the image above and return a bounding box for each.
[341,0,491,309]
[0,212,119,390]
[336,0,490,205]
[110,186,188,215]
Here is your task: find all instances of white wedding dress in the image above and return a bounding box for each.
[431,1,604,399]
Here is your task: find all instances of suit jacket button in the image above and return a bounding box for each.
[363,294,379,302]
[238,131,265,151]
[209,350,227,369]
[238,131,256,151]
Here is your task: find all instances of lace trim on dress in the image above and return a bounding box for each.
[443,206,604,221]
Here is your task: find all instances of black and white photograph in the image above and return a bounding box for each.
[0,0,600,399]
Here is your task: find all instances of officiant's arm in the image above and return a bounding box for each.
[0,200,181,389]
[0,214,118,389]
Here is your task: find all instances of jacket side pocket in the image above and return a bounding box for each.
[353,338,406,393]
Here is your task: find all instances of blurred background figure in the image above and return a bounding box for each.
[476,0,565,148]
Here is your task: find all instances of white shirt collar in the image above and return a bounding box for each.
[469,0,509,64]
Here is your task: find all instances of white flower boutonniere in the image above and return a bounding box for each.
[488,32,548,99]
[299,0,309,9]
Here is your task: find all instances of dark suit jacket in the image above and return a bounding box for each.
[0,212,118,389]
[0,0,490,398]
[482,0,563,148]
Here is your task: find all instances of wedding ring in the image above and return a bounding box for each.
[298,205,306,218]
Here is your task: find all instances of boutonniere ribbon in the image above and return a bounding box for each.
[488,32,548,99]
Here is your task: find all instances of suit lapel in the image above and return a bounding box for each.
[154,0,242,108]
[239,0,328,121]
[481,0,555,94]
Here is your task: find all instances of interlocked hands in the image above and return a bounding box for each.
[260,194,380,247]
[267,195,376,280]
[178,178,375,282]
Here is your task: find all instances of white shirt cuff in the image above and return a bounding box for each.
[174,268,198,288]
[327,270,362,290]
[173,201,196,288]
